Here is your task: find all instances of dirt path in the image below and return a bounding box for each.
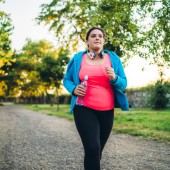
[0,104,170,170]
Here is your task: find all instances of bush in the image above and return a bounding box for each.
[149,80,169,110]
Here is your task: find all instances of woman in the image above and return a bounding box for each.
[63,27,129,170]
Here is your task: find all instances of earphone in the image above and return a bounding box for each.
[87,50,105,59]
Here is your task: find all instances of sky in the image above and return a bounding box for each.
[1,0,170,88]
[1,0,56,50]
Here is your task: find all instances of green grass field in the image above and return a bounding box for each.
[23,104,170,144]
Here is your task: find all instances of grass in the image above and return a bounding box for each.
[114,108,170,143]
[22,104,170,144]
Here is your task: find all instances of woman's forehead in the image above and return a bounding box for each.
[90,29,103,35]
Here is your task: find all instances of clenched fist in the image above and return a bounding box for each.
[105,66,116,80]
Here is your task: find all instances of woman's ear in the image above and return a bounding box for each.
[86,39,88,44]
[86,40,89,47]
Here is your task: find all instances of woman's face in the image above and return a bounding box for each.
[86,29,105,51]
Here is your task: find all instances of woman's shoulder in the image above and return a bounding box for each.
[68,51,86,63]
[67,50,86,68]
[73,50,87,60]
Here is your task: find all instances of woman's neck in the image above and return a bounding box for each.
[89,49,102,56]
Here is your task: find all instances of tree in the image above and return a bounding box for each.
[135,0,170,66]
[14,40,54,100]
[0,0,14,99]
[0,52,20,98]
[149,69,170,110]
[149,80,169,110]
[37,47,69,109]
[0,1,14,71]
[37,0,169,65]
[14,39,69,107]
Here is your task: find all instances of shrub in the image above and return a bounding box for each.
[149,80,169,110]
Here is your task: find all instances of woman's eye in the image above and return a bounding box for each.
[91,34,103,38]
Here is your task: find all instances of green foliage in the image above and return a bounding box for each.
[37,48,69,88]
[136,0,170,66]
[0,55,20,96]
[13,40,69,98]
[0,11,13,55]
[149,80,169,110]
[0,0,14,97]
[37,0,170,66]
[0,38,70,98]
[0,12,13,61]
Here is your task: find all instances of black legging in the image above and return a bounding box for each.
[73,105,114,170]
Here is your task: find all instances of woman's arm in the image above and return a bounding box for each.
[110,58,127,91]
[63,58,77,94]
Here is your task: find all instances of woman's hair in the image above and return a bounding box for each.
[86,27,106,40]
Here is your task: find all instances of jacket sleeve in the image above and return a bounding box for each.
[110,57,127,91]
[63,57,77,94]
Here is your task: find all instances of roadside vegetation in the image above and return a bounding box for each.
[23,104,170,144]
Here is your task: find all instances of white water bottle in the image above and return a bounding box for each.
[76,75,88,106]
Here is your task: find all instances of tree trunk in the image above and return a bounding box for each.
[56,88,59,111]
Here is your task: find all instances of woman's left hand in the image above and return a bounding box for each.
[105,66,116,80]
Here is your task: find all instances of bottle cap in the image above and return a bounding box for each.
[84,75,88,80]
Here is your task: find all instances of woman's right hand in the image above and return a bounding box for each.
[73,84,86,97]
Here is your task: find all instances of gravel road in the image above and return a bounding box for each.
[0,104,170,170]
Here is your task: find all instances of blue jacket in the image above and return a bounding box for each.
[63,50,129,113]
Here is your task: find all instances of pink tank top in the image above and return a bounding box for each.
[79,54,114,110]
